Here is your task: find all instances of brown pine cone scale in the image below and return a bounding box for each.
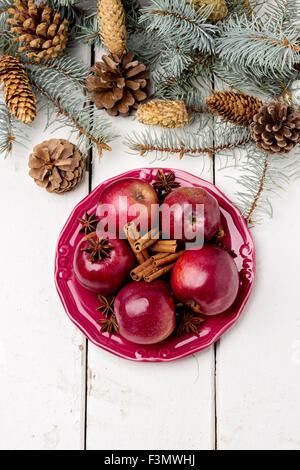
[0,55,37,124]
[207,91,263,126]
[86,53,149,117]
[7,0,68,62]
[250,101,300,155]
[28,139,85,194]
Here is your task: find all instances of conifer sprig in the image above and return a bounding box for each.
[0,100,28,156]
[27,66,116,157]
[139,0,217,54]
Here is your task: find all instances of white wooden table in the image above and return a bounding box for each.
[1,36,300,451]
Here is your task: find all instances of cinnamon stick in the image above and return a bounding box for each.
[134,227,161,252]
[151,250,185,267]
[130,258,153,281]
[144,262,177,283]
[150,240,178,253]
[123,222,149,264]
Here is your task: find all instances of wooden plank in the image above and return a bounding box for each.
[214,157,300,449]
[0,46,90,450]
[85,45,216,450]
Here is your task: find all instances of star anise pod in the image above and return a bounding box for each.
[98,314,119,334]
[81,237,114,263]
[77,212,99,235]
[176,308,205,337]
[210,224,237,258]
[153,170,180,202]
[97,294,115,317]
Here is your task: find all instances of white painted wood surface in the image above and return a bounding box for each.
[1,6,300,450]
[86,97,216,449]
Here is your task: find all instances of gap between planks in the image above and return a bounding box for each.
[83,44,95,451]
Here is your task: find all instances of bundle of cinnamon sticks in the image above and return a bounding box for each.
[124,222,184,283]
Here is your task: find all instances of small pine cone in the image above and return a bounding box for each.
[86,53,149,117]
[28,139,85,194]
[206,91,263,126]
[7,0,68,63]
[97,0,126,56]
[136,100,191,128]
[250,101,300,155]
[0,55,37,124]
[187,0,228,23]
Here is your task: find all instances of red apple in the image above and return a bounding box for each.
[74,231,135,294]
[96,177,159,235]
[114,280,176,344]
[171,246,239,316]
[162,187,221,243]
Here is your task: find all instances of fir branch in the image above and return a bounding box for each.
[23,54,90,87]
[126,126,251,160]
[217,14,300,80]
[0,101,27,157]
[76,15,102,48]
[153,55,213,103]
[129,139,251,159]
[0,0,13,13]
[0,12,17,56]
[246,155,268,224]
[262,0,300,30]
[27,67,116,157]
[225,143,300,224]
[139,0,217,54]
[34,83,112,156]
[212,58,296,97]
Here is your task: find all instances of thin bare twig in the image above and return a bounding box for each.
[131,137,251,160]
[246,156,268,224]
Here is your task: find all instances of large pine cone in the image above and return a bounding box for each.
[28,139,85,194]
[97,0,126,56]
[7,0,68,62]
[86,53,149,117]
[207,91,263,126]
[0,55,37,124]
[250,101,300,155]
[136,100,191,128]
[187,0,228,23]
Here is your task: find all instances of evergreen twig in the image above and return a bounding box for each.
[129,138,251,159]
[246,156,268,224]
[32,81,112,157]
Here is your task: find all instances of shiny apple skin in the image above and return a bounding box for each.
[73,232,135,294]
[162,187,221,243]
[171,246,239,316]
[114,280,176,345]
[96,177,159,234]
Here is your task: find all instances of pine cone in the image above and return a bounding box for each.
[97,0,126,56]
[206,91,263,126]
[0,55,37,124]
[86,53,149,117]
[187,0,228,23]
[136,100,191,128]
[7,0,68,62]
[250,101,300,155]
[28,139,85,194]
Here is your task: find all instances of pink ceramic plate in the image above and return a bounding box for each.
[55,168,255,362]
